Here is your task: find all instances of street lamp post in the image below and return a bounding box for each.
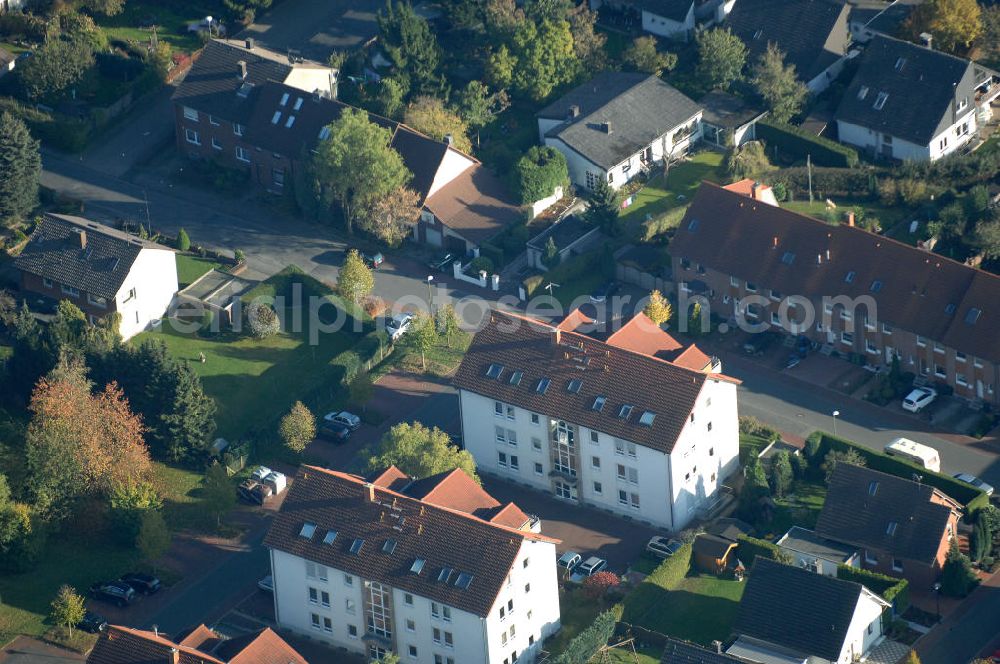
[832,410,840,437]
[933,582,941,621]
[205,16,213,37]
[426,275,434,316]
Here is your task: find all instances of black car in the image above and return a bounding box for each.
[428,252,457,272]
[77,611,108,634]
[318,421,351,443]
[89,580,136,607]
[120,572,161,595]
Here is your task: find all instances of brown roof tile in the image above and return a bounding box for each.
[671,345,713,372]
[263,466,555,617]
[454,310,734,454]
[489,502,532,529]
[672,183,1000,362]
[423,166,521,246]
[87,625,305,664]
[604,312,684,357]
[218,628,307,664]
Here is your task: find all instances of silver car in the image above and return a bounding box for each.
[953,473,994,496]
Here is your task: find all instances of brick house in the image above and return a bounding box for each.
[87,623,306,664]
[14,214,177,340]
[669,182,1000,406]
[173,40,520,255]
[816,464,962,588]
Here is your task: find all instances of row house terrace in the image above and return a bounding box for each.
[670,182,1000,406]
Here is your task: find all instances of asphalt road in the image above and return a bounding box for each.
[916,578,1000,664]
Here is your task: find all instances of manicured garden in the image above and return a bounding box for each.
[97,0,215,54]
[175,253,221,288]
[620,151,725,231]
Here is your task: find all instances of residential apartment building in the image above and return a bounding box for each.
[536,72,703,191]
[14,214,177,340]
[453,310,740,531]
[815,464,962,588]
[173,39,520,254]
[263,465,560,664]
[670,182,1000,405]
[836,35,1000,161]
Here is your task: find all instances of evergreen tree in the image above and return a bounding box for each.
[136,510,171,572]
[583,178,622,235]
[378,0,443,93]
[770,450,794,498]
[969,511,992,562]
[940,538,978,596]
[0,112,41,227]
[176,228,191,252]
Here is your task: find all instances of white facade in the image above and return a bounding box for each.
[114,247,178,340]
[641,3,695,39]
[805,54,851,94]
[270,539,560,664]
[835,590,889,664]
[837,108,978,162]
[426,149,476,199]
[458,375,739,531]
[545,112,703,191]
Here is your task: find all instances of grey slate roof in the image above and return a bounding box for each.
[538,72,702,170]
[14,214,167,300]
[835,34,992,145]
[734,558,865,662]
[777,526,858,563]
[661,637,743,664]
[815,464,959,564]
[726,0,851,84]
[699,91,767,129]
[173,39,297,123]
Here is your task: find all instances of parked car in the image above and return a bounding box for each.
[318,421,351,443]
[646,536,683,559]
[262,471,287,495]
[743,331,781,356]
[238,479,273,505]
[120,572,161,595]
[387,313,414,341]
[954,473,994,496]
[360,251,384,269]
[902,387,937,413]
[572,556,608,581]
[589,281,619,304]
[324,411,361,430]
[77,611,108,634]
[557,551,582,573]
[89,581,136,607]
[258,575,274,593]
[428,252,457,272]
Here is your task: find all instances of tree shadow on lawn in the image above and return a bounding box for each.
[630,578,743,646]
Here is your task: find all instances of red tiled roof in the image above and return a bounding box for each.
[454,310,738,454]
[672,182,1000,362]
[87,625,304,664]
[263,466,556,617]
[369,466,411,492]
[176,624,220,652]
[671,344,713,371]
[404,468,501,517]
[218,628,307,664]
[489,502,532,529]
[605,312,684,357]
[556,306,597,332]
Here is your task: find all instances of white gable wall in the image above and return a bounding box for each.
[642,3,695,38]
[836,591,887,663]
[115,247,177,341]
[837,107,977,162]
[426,148,476,198]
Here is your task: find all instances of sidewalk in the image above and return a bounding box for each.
[915,568,1000,664]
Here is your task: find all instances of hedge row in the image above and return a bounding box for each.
[772,166,877,199]
[807,432,990,514]
[836,564,910,615]
[621,542,692,623]
[736,534,787,565]
[758,120,860,168]
[552,604,623,664]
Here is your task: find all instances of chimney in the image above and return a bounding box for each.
[237,60,247,80]
[153,625,159,637]
[443,133,454,146]
[846,212,855,227]
[567,104,580,120]
[73,228,87,250]
[919,32,933,49]
[751,181,761,200]
[245,37,254,50]
[364,482,375,502]
[552,328,561,346]
[826,249,831,260]
[772,236,778,248]
[712,640,723,654]
[601,121,612,134]
[169,648,179,664]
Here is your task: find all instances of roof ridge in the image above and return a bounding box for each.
[105,625,226,663]
[870,33,981,68]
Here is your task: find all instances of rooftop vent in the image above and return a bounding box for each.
[382,539,397,555]
[245,38,254,50]
[567,379,582,394]
[299,522,317,539]
[72,228,87,250]
[349,538,364,555]
[410,558,426,574]
[600,121,612,134]
[567,104,580,120]
[322,530,338,545]
[486,363,504,379]
[593,396,607,411]
[455,572,474,589]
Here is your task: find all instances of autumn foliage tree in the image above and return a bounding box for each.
[582,571,620,600]
[359,186,422,247]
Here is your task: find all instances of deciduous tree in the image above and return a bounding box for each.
[696,28,747,90]
[623,36,677,77]
[404,312,438,370]
[364,421,479,482]
[359,186,421,247]
[376,77,407,120]
[403,96,473,153]
[510,18,579,101]
[436,304,461,348]
[0,112,41,227]
[280,401,316,453]
[50,585,86,638]
[82,0,126,16]
[337,249,376,305]
[751,44,808,123]
[974,216,1000,259]
[567,2,606,71]
[906,0,982,54]
[644,290,672,326]
[202,462,236,529]
[313,108,412,234]
[725,140,773,180]
[18,34,95,100]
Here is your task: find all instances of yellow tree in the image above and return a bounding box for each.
[644,290,673,326]
[907,0,982,53]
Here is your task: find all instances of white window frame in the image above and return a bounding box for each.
[183,106,199,121]
[235,146,250,163]
[185,129,200,145]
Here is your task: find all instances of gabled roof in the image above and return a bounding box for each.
[704,517,753,542]
[86,625,305,664]
[699,91,767,129]
[453,310,738,454]
[815,464,959,563]
[14,214,168,299]
[835,34,991,145]
[661,636,744,664]
[173,39,300,122]
[726,0,851,84]
[538,72,702,170]
[263,466,555,617]
[734,558,881,661]
[423,163,522,245]
[604,312,685,357]
[671,182,1000,362]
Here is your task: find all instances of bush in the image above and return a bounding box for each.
[582,571,620,600]
[736,534,791,565]
[774,166,876,199]
[246,302,280,339]
[757,120,859,168]
[468,256,494,274]
[837,565,910,614]
[553,604,623,664]
[478,243,504,271]
[622,542,692,623]
[176,228,191,252]
[514,145,568,205]
[739,415,780,441]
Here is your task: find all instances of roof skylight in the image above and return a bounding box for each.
[537,378,551,394]
[619,404,634,420]
[455,572,474,590]
[349,538,364,554]
[593,396,607,411]
[639,411,656,427]
[486,363,504,379]
[382,539,397,555]
[299,522,317,539]
[322,530,338,545]
[510,371,523,386]
[567,379,582,394]
[410,558,426,575]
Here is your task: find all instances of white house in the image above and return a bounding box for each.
[14,214,178,340]
[835,35,1000,162]
[776,526,861,577]
[536,72,703,191]
[728,558,891,664]
[589,0,695,39]
[263,465,561,664]
[453,310,740,532]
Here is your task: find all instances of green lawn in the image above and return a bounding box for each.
[0,42,28,55]
[621,151,725,234]
[630,573,746,646]
[602,645,662,664]
[175,254,221,288]
[782,198,910,234]
[767,480,828,539]
[99,0,214,54]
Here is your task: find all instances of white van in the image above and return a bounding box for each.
[884,437,941,473]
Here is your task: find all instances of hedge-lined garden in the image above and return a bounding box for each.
[757,120,860,168]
